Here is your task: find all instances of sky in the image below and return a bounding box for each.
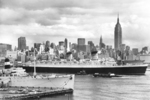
[0,0,150,50]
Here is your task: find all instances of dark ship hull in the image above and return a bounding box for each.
[21,64,148,75]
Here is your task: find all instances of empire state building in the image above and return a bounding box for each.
[114,15,122,51]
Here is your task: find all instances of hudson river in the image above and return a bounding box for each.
[0,67,150,100]
[31,67,150,100]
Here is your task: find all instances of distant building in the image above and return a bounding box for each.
[114,15,122,51]
[0,43,12,57]
[72,43,77,51]
[18,37,26,51]
[0,43,12,51]
[26,46,29,50]
[69,42,72,50]
[39,44,45,54]
[34,43,41,51]
[45,41,50,52]
[126,46,130,51]
[88,41,95,52]
[141,46,148,54]
[77,45,86,53]
[121,44,126,51]
[59,41,64,47]
[45,41,50,48]
[78,38,85,45]
[6,51,17,59]
[99,35,103,49]
[140,54,150,63]
[50,43,55,49]
[142,46,148,51]
[132,48,139,55]
[64,38,68,49]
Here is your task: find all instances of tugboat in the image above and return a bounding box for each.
[93,72,121,78]
[77,70,86,75]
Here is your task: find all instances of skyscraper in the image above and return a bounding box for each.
[114,14,122,51]
[64,38,68,50]
[78,38,85,45]
[18,37,26,51]
[99,35,105,49]
[99,35,103,49]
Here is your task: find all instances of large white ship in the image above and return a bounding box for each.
[22,58,148,75]
[0,58,75,90]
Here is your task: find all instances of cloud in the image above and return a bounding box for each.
[0,0,150,50]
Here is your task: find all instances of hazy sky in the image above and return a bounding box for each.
[0,0,150,50]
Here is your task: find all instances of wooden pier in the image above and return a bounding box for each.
[0,86,73,100]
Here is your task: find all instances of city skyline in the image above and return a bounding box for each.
[0,0,150,50]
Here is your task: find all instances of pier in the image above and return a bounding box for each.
[0,86,73,100]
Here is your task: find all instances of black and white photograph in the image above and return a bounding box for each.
[0,0,150,100]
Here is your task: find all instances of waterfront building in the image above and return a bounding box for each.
[18,37,26,51]
[114,15,122,51]
[140,54,150,63]
[78,38,85,45]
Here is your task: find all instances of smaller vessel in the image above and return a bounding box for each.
[77,70,86,75]
[0,56,75,90]
[93,73,121,78]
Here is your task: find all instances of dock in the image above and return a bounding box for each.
[0,86,73,100]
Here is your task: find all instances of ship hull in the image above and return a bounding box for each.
[21,64,148,75]
[0,74,75,90]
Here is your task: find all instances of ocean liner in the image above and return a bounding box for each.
[21,58,148,75]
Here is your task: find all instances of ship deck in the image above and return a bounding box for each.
[25,63,148,68]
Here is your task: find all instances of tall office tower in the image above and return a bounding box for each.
[45,41,50,47]
[99,35,105,49]
[18,37,26,51]
[34,43,41,51]
[114,15,122,51]
[88,41,95,51]
[99,35,103,49]
[64,38,68,50]
[78,38,85,45]
[45,41,50,52]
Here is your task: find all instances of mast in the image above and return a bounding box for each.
[33,48,36,76]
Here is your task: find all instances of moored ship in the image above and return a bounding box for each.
[0,58,75,90]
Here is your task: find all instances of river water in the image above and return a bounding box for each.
[0,67,150,100]
[36,68,150,100]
